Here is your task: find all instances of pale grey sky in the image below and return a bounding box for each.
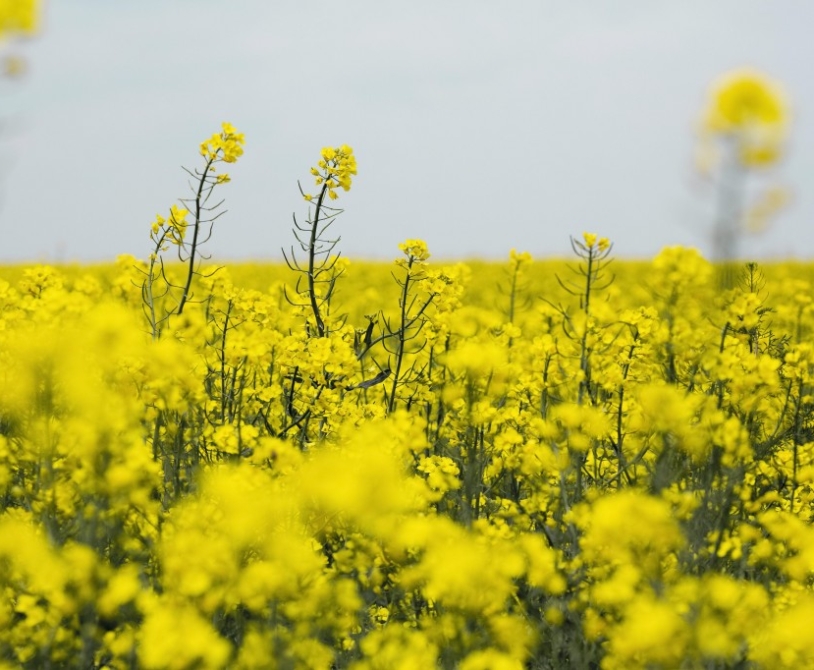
[0,1,811,263]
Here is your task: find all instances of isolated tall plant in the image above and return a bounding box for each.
[697,69,789,283]
[0,0,38,77]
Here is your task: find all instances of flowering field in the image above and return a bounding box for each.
[4,236,814,669]
[3,106,814,669]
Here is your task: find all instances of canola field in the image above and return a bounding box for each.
[4,244,814,669]
[4,125,814,670]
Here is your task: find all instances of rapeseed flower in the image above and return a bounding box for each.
[199,121,245,164]
[702,69,788,167]
[0,0,38,38]
[305,144,357,201]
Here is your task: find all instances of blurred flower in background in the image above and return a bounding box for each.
[697,69,791,273]
[0,0,41,225]
[704,69,789,167]
[0,0,39,77]
[0,0,38,38]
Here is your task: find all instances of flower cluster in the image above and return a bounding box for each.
[581,231,610,252]
[149,204,189,250]
[305,145,358,201]
[199,121,246,168]
[701,69,789,168]
[0,0,38,39]
[397,238,430,263]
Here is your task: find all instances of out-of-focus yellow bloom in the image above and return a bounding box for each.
[0,0,38,39]
[509,249,532,266]
[139,602,231,669]
[606,594,691,668]
[579,490,685,573]
[355,627,439,669]
[705,69,786,130]
[97,565,142,618]
[443,340,507,380]
[745,186,790,232]
[702,69,789,167]
[750,593,814,668]
[398,238,430,263]
[2,54,26,77]
[459,648,526,670]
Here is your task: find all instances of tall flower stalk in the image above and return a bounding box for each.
[284,145,357,337]
[140,122,244,338]
[697,70,789,285]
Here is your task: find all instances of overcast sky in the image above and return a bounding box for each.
[0,1,811,263]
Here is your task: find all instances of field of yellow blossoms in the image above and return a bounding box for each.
[4,113,814,668]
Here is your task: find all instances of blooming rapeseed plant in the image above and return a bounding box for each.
[702,69,788,167]
[698,70,790,271]
[304,145,358,201]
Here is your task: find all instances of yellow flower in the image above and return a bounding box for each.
[139,602,231,669]
[150,215,164,236]
[0,0,38,38]
[168,204,188,238]
[310,145,357,199]
[582,232,598,248]
[509,249,532,266]
[705,69,786,130]
[702,69,788,167]
[398,238,430,263]
[199,122,245,164]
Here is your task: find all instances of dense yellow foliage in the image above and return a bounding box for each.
[2,245,814,669]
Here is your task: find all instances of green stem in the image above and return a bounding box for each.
[308,183,330,337]
[387,258,413,413]
[178,154,216,316]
